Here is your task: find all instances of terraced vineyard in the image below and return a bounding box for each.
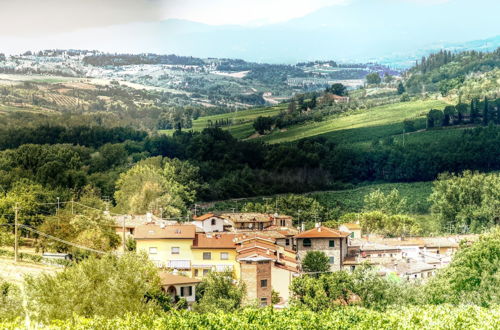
[261,99,450,144]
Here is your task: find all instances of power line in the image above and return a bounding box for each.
[18,224,106,255]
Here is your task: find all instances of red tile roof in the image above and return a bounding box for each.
[134,224,196,239]
[295,226,350,239]
[159,272,201,286]
[192,233,238,249]
[193,213,218,221]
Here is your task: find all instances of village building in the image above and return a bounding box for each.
[135,223,241,279]
[191,213,226,233]
[295,225,350,272]
[321,93,350,104]
[236,234,299,305]
[220,213,293,231]
[160,272,201,307]
[338,223,362,239]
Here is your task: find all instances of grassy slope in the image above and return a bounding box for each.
[160,104,285,138]
[261,99,450,144]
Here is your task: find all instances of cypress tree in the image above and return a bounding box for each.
[482,97,489,126]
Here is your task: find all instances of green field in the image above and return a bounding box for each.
[261,99,450,144]
[161,104,286,138]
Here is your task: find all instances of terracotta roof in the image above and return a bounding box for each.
[340,223,361,230]
[193,213,219,221]
[159,272,201,286]
[134,224,196,239]
[221,213,273,223]
[192,233,238,249]
[295,226,350,239]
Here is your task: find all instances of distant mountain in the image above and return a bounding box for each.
[1,0,499,66]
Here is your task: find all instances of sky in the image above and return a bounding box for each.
[0,0,497,63]
[0,0,455,37]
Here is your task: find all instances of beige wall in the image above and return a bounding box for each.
[297,237,347,271]
[271,266,295,302]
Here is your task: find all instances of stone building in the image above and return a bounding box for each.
[239,256,273,306]
[295,225,350,272]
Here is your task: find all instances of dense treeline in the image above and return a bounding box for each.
[3,123,500,203]
[405,48,500,95]
[82,53,205,66]
[0,125,147,150]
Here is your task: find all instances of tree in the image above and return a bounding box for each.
[0,281,24,321]
[194,270,245,313]
[403,119,416,133]
[427,109,444,128]
[443,105,456,126]
[424,227,500,307]
[287,100,297,114]
[363,189,408,215]
[384,74,394,84]
[301,251,330,273]
[482,97,489,126]
[25,253,166,322]
[429,171,500,232]
[114,162,191,216]
[326,83,347,96]
[253,116,274,135]
[455,103,468,124]
[397,81,406,95]
[366,73,381,85]
[470,98,479,123]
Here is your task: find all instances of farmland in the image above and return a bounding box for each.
[260,99,450,144]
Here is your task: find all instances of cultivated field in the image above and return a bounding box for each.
[260,99,450,144]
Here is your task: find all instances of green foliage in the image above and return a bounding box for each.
[356,211,420,237]
[193,270,245,313]
[325,83,347,96]
[424,227,500,307]
[242,194,324,225]
[290,266,411,311]
[427,109,443,128]
[302,251,330,273]
[253,116,275,135]
[1,305,499,329]
[397,81,405,95]
[0,281,24,322]
[114,158,199,216]
[363,189,408,215]
[429,171,500,232]
[24,253,165,322]
[366,73,381,85]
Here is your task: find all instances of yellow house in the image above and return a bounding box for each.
[135,223,240,279]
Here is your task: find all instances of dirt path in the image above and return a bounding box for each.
[0,257,58,284]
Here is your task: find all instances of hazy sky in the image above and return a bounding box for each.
[0,0,454,37]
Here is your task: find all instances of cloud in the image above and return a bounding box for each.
[160,0,348,26]
[0,0,165,37]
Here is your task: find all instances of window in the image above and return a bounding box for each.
[280,219,286,226]
[171,247,180,254]
[203,252,211,260]
[220,252,229,260]
[260,297,268,306]
[203,269,210,276]
[260,279,268,288]
[148,247,158,255]
[194,269,199,277]
[303,238,311,247]
[285,239,290,246]
[180,286,193,297]
[211,219,216,226]
[329,240,335,248]
[329,257,335,264]
[350,232,355,238]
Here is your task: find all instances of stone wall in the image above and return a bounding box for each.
[297,237,348,271]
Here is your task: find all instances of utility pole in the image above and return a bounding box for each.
[56,197,60,213]
[14,203,19,263]
[71,199,74,215]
